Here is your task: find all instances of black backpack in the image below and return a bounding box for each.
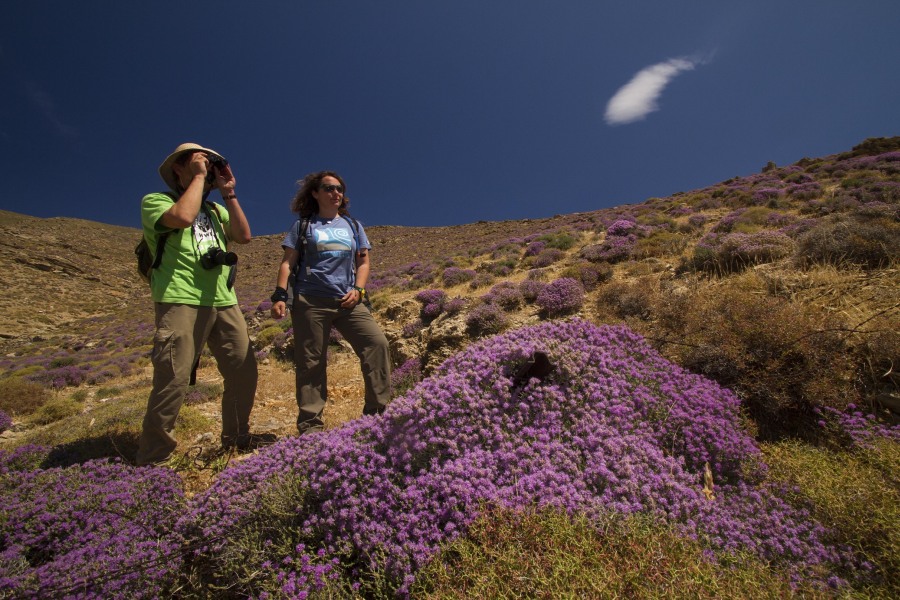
[135,233,169,284]
[135,192,178,284]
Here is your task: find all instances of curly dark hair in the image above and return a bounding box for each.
[290,171,350,217]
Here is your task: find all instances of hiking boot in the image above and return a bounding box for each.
[297,422,324,436]
[222,432,278,452]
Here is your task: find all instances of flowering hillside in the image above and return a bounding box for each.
[0,136,898,597]
[180,320,854,597]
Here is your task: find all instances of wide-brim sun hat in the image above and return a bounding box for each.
[158,142,227,192]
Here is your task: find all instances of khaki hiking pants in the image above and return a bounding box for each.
[136,303,257,466]
[291,294,391,433]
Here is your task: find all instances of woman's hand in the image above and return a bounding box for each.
[271,300,287,319]
[340,288,362,309]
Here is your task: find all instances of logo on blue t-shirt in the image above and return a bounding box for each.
[315,226,352,256]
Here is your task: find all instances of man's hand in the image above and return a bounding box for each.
[215,162,236,197]
[188,152,209,179]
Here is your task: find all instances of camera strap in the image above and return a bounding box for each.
[201,201,236,290]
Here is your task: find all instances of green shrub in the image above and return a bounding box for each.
[49,356,77,368]
[0,377,50,416]
[6,365,43,379]
[843,136,900,157]
[635,213,676,229]
[559,261,612,291]
[29,396,81,425]
[633,230,690,259]
[412,507,802,598]
[730,207,774,233]
[537,231,577,250]
[256,325,285,348]
[94,386,121,398]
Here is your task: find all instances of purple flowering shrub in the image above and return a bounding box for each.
[518,279,547,303]
[442,296,467,316]
[182,320,849,596]
[529,248,565,268]
[535,278,585,317]
[0,453,185,598]
[401,319,424,339]
[468,271,495,289]
[415,288,447,307]
[686,230,795,274]
[1,315,156,391]
[391,358,423,397]
[481,282,523,311]
[442,267,477,287]
[0,410,11,434]
[606,219,637,236]
[715,231,795,269]
[465,303,509,336]
[580,234,637,264]
[752,187,785,204]
[414,289,447,322]
[523,240,546,257]
[815,404,900,450]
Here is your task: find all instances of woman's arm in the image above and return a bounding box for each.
[339,249,370,308]
[271,246,300,319]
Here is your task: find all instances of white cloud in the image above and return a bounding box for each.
[604,57,701,126]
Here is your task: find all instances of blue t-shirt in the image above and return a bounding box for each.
[282,215,371,298]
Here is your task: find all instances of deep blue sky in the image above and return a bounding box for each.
[2,1,898,235]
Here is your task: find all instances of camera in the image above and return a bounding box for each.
[205,154,228,183]
[199,247,238,269]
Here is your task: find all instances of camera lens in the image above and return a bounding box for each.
[221,251,238,266]
[200,248,238,269]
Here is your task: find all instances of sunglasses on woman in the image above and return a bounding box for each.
[320,184,343,194]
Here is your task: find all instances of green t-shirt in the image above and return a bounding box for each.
[141,192,238,307]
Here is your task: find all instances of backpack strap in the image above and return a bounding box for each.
[288,216,311,289]
[151,232,169,269]
[346,216,362,255]
[147,191,178,272]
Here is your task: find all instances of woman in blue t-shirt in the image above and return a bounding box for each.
[270,171,391,434]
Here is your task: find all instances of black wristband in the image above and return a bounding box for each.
[270,287,289,303]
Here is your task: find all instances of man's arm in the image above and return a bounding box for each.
[214,162,251,244]
[159,156,206,229]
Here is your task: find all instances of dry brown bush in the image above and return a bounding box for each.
[0,377,51,416]
[596,279,654,321]
[650,281,856,440]
[796,216,900,269]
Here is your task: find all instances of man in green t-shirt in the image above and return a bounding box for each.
[136,143,260,466]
